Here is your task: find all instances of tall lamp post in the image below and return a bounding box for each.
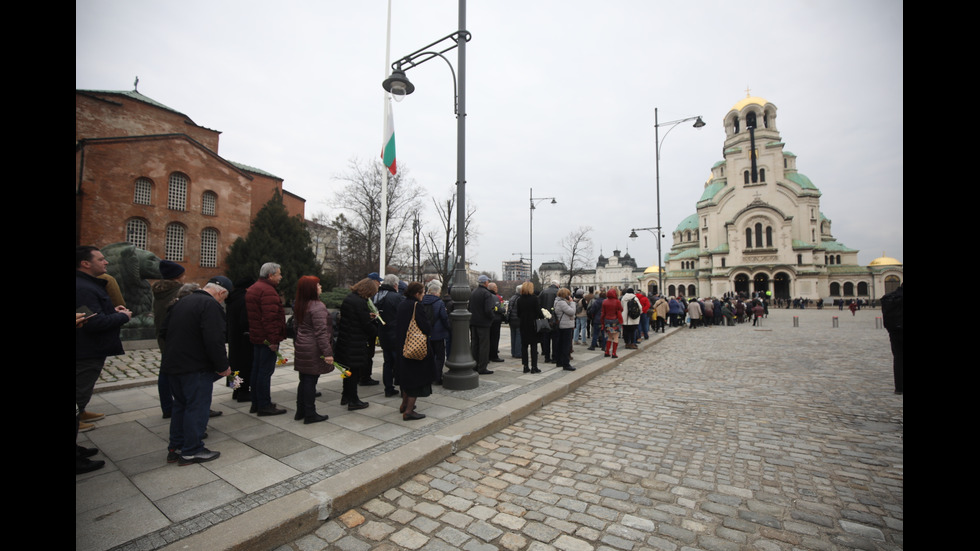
[382,1,476,390]
[629,226,662,294]
[529,187,556,288]
[652,108,705,297]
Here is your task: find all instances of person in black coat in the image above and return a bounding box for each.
[395,282,433,420]
[225,276,255,402]
[515,281,544,374]
[334,278,379,410]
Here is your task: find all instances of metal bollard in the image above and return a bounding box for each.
[875,317,882,329]
[793,316,799,327]
[832,316,838,328]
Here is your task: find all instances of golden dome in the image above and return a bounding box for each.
[732,95,769,112]
[869,253,902,267]
[644,265,663,274]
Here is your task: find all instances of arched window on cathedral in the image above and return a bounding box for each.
[733,116,740,133]
[766,226,773,247]
[746,112,757,129]
[759,168,766,182]
[857,282,869,296]
[836,255,842,264]
[754,223,763,248]
[745,228,752,248]
[744,171,750,184]
[763,113,769,128]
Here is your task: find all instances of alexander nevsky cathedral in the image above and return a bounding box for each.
[643,95,903,301]
[539,95,902,301]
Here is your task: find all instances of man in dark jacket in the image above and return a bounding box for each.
[245,262,287,416]
[373,274,404,396]
[76,246,132,430]
[468,275,497,374]
[161,277,233,465]
[881,284,903,394]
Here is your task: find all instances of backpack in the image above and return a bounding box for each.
[627,297,641,320]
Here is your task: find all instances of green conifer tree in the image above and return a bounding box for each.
[226,189,320,301]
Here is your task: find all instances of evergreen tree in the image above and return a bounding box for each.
[226,189,320,301]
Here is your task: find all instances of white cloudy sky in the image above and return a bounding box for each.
[76,0,903,277]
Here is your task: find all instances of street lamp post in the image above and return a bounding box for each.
[629,226,662,294]
[652,108,705,297]
[382,1,477,390]
[529,187,556,289]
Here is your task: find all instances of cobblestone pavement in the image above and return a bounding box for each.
[275,310,903,551]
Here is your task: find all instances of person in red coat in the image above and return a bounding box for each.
[245,262,287,416]
[601,288,623,358]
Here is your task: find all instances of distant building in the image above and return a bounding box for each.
[75,89,306,283]
[501,259,531,281]
[537,249,644,292]
[638,95,902,300]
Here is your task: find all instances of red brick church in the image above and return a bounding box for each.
[75,89,306,283]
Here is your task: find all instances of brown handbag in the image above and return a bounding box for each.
[402,302,428,360]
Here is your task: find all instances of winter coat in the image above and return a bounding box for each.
[654,298,669,320]
[76,271,129,360]
[601,290,623,324]
[422,293,451,341]
[245,278,286,345]
[554,298,576,329]
[688,301,702,320]
[334,292,378,374]
[396,296,433,391]
[293,300,334,375]
[160,290,228,375]
[468,284,497,327]
[621,293,641,326]
[516,293,543,342]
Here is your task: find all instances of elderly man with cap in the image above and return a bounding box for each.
[160,276,233,465]
[468,275,497,375]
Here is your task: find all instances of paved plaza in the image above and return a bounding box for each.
[76,308,902,551]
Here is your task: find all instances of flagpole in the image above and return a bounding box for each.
[379,0,392,276]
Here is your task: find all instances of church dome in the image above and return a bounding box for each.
[869,254,902,267]
[732,95,770,112]
[644,264,663,274]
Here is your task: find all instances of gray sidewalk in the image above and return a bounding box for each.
[77,324,656,551]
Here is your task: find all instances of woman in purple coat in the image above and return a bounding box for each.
[292,276,334,424]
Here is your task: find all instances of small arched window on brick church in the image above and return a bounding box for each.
[134,178,153,205]
[201,228,218,267]
[125,218,148,250]
[168,172,189,211]
[202,191,217,216]
[165,223,185,262]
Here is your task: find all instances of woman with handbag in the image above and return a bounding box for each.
[395,282,433,420]
[515,281,543,373]
[292,276,334,424]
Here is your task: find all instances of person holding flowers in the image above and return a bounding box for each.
[291,276,334,424]
[334,277,379,410]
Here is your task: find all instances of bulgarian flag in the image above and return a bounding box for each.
[382,107,397,175]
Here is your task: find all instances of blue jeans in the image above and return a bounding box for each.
[252,344,276,410]
[639,313,650,339]
[573,318,588,343]
[509,322,521,358]
[168,370,214,455]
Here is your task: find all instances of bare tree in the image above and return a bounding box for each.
[421,188,477,286]
[329,158,422,283]
[559,226,594,290]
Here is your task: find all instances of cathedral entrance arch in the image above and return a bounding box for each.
[753,273,770,296]
[773,272,791,300]
[734,273,750,296]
